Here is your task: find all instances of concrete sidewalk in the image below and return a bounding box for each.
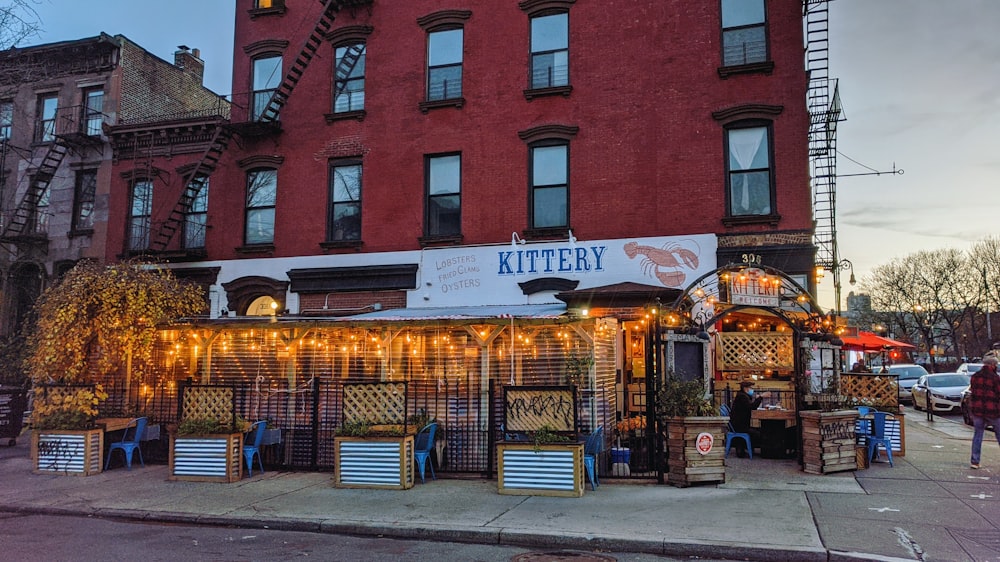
[0,412,997,562]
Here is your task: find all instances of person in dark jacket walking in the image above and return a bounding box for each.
[969,355,1000,469]
[730,380,762,457]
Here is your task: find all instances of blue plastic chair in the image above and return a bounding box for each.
[243,420,267,477]
[867,412,894,467]
[583,425,604,491]
[720,404,752,459]
[855,407,873,445]
[105,417,147,470]
[414,422,438,484]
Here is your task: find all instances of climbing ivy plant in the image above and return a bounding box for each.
[23,259,205,427]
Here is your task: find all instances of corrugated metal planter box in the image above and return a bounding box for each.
[665,416,728,488]
[497,442,584,497]
[334,435,414,489]
[31,429,104,476]
[169,433,243,483]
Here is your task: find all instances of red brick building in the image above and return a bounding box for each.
[0,34,226,338]
[101,1,841,474]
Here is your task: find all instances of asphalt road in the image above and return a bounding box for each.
[0,513,719,562]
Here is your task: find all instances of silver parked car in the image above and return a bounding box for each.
[910,373,970,413]
[887,364,929,403]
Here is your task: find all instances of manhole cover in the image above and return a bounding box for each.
[512,551,616,562]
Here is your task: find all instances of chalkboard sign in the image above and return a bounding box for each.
[673,341,705,382]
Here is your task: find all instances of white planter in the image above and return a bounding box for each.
[169,433,243,483]
[497,442,584,497]
[32,429,104,476]
[334,435,414,489]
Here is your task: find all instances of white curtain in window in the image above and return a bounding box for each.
[729,128,765,211]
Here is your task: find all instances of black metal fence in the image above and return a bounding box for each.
[93,378,657,479]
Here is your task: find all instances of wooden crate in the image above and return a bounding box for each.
[169,433,243,483]
[665,416,728,487]
[800,410,859,474]
[334,435,415,489]
[497,442,584,497]
[32,429,104,476]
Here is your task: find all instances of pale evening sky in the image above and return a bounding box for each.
[22,0,999,312]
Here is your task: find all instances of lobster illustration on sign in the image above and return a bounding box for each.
[624,241,699,288]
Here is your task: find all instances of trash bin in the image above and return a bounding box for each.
[0,388,28,446]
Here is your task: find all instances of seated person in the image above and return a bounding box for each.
[730,380,763,458]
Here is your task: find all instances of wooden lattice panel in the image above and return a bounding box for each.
[840,374,899,409]
[718,332,794,371]
[343,382,407,424]
[504,387,576,432]
[182,387,234,422]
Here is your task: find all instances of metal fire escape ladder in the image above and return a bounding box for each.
[148,126,232,252]
[0,139,69,241]
[147,0,370,251]
[256,0,353,124]
[804,0,844,272]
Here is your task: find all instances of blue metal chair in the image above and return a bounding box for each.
[867,411,894,467]
[414,422,438,484]
[243,420,267,477]
[583,425,604,491]
[855,407,873,446]
[720,404,752,459]
[105,417,147,470]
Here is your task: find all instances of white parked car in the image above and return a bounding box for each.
[911,373,971,413]
[887,364,929,403]
[956,363,984,376]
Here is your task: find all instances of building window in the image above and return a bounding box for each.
[427,29,463,101]
[530,13,569,89]
[83,88,104,136]
[72,169,97,231]
[530,143,568,229]
[426,154,461,237]
[246,168,277,245]
[726,125,773,217]
[37,94,57,142]
[722,0,767,67]
[334,44,365,113]
[128,179,153,250]
[252,55,282,121]
[255,0,274,7]
[184,176,209,249]
[328,162,361,241]
[0,100,11,140]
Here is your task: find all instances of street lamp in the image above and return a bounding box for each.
[831,258,856,316]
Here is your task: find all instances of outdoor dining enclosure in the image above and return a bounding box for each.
[91,316,619,476]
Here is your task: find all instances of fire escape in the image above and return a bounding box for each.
[0,105,105,253]
[145,0,373,253]
[804,1,844,277]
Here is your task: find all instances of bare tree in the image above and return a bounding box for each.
[968,235,1000,352]
[0,0,40,49]
[859,249,974,371]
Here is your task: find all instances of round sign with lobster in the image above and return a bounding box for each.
[696,432,714,455]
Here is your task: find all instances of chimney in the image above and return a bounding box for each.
[174,45,205,84]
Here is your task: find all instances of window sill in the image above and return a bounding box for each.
[248,5,286,19]
[324,110,366,124]
[235,243,275,254]
[419,97,465,114]
[320,240,363,251]
[722,213,781,227]
[521,227,572,241]
[523,85,573,101]
[418,234,463,248]
[717,61,774,79]
[67,228,94,239]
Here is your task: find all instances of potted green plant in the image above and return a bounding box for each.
[29,385,108,475]
[656,373,727,487]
